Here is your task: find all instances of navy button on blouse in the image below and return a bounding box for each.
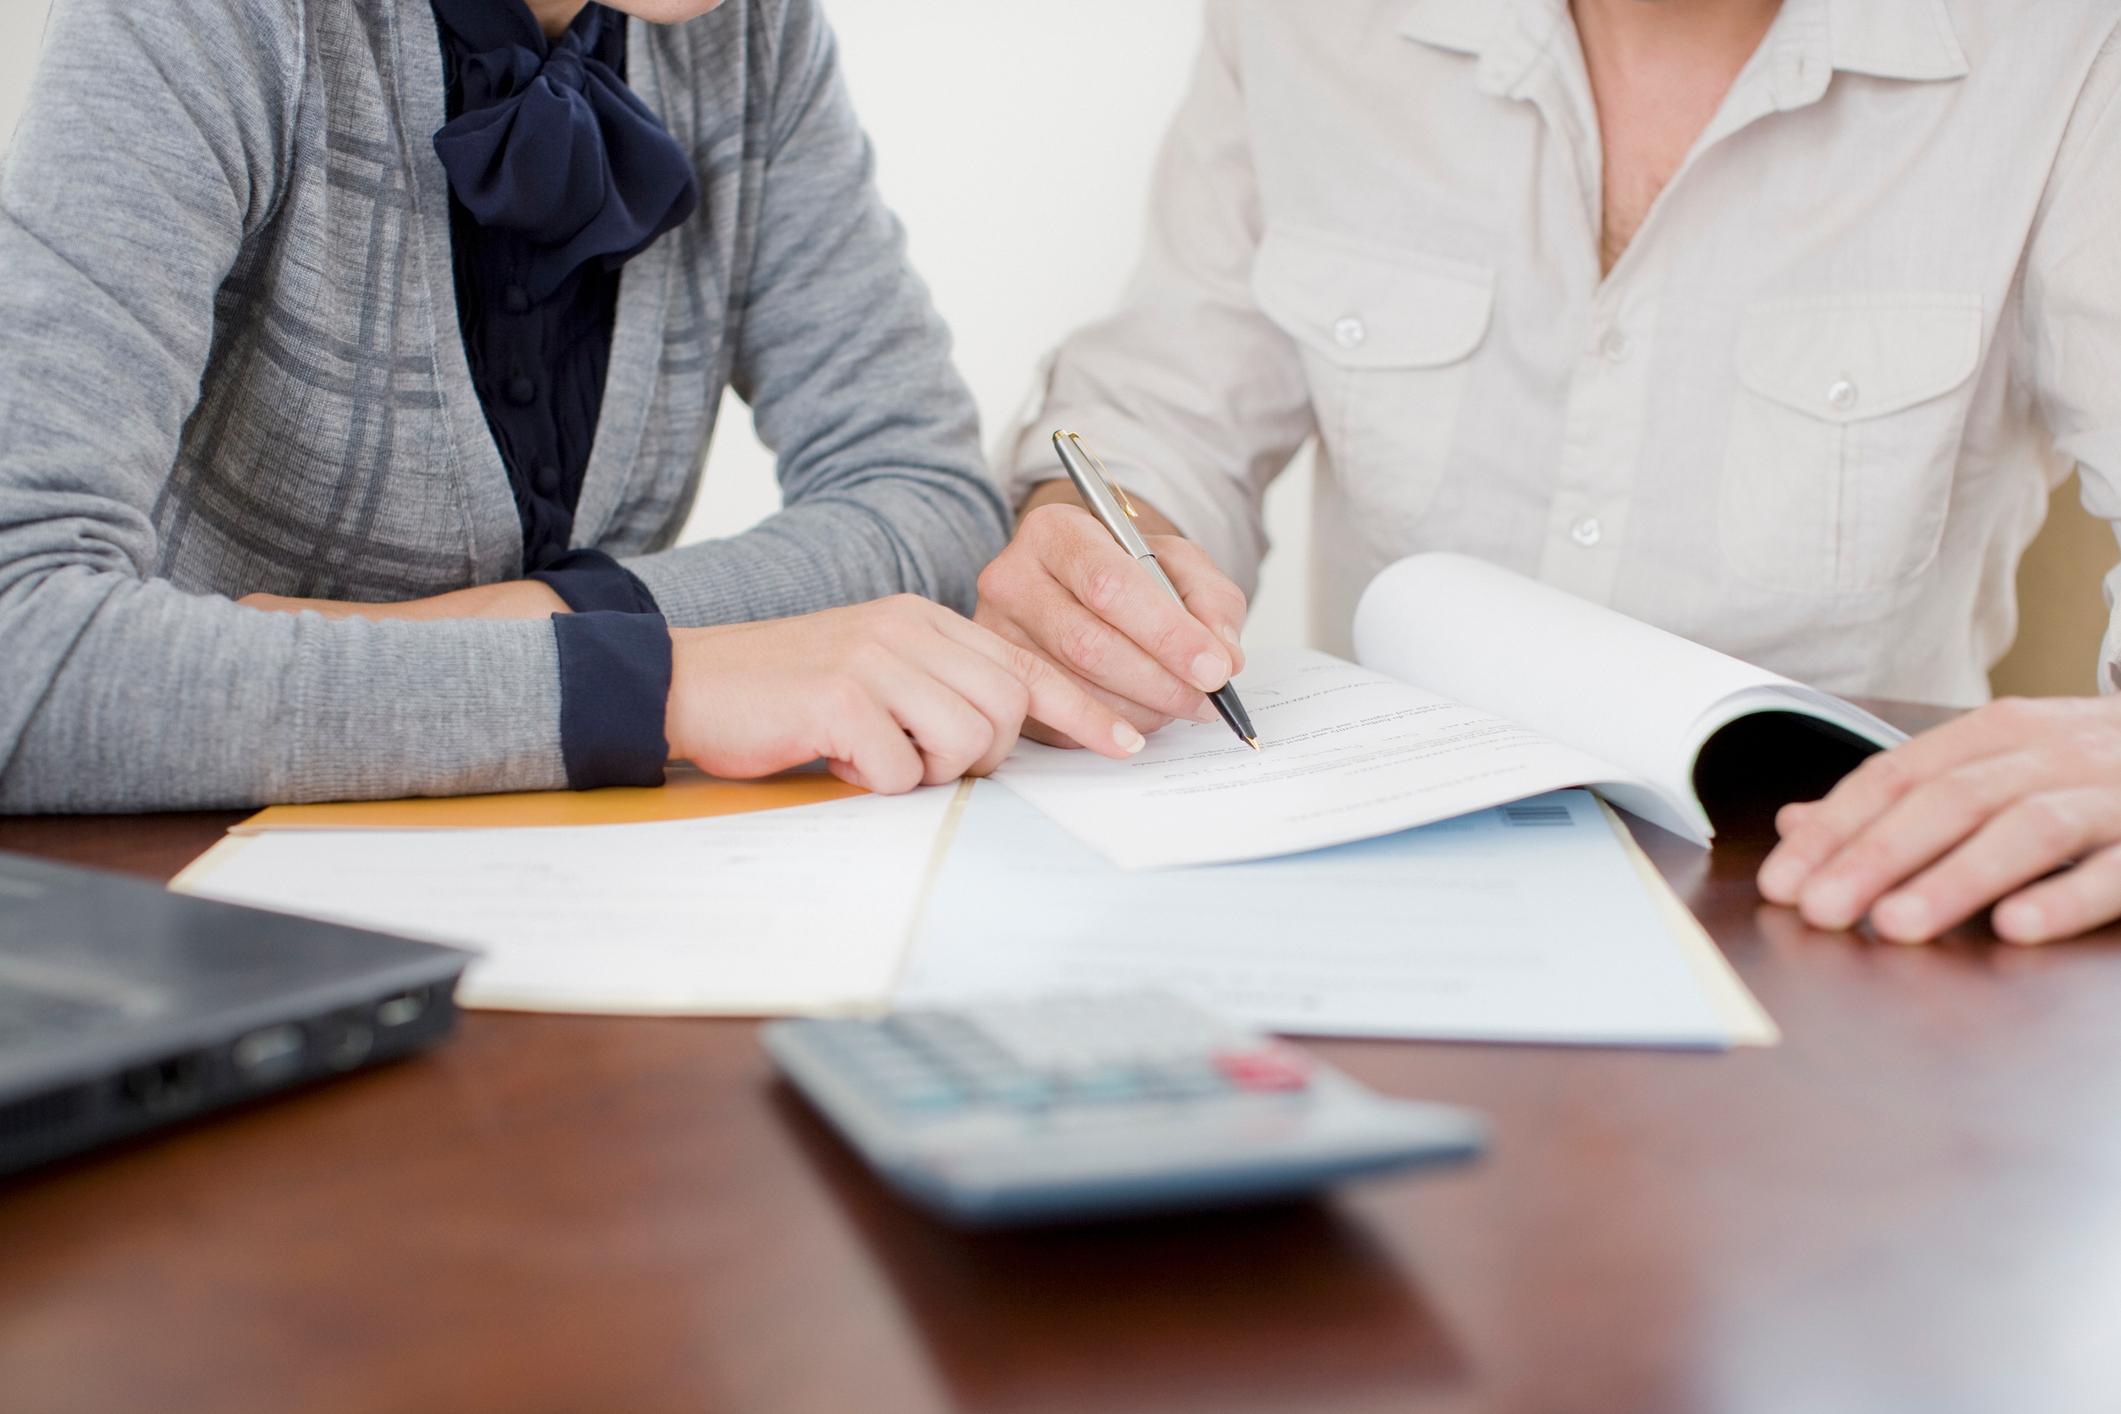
[430,0,699,788]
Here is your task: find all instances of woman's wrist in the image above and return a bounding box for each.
[665,624,727,760]
[238,580,571,622]
[409,580,571,620]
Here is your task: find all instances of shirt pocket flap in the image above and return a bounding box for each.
[1252,226,1495,369]
[1735,294,1983,425]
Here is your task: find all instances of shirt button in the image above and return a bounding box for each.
[1570,516,1603,548]
[502,284,531,315]
[1599,328,1631,362]
[533,462,561,495]
[1826,376,1859,412]
[1332,316,1367,350]
[505,374,536,406]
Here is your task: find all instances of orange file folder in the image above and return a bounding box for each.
[231,765,864,833]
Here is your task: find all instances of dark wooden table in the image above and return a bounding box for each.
[4,705,2119,1414]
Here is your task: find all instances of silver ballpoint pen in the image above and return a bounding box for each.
[1050,430,1259,750]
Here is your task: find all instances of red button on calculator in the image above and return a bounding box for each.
[1212,1048,1312,1092]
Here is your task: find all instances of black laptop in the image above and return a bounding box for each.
[0,849,471,1178]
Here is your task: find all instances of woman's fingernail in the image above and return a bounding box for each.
[1189,652,1232,692]
[1873,893,1931,942]
[1114,722,1146,755]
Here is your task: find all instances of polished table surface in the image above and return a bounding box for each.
[4,705,2119,1414]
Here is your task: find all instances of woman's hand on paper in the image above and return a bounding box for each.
[665,595,1146,794]
[237,581,570,621]
[974,486,1249,748]
[1759,695,2121,944]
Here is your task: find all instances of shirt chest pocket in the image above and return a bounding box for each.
[1251,226,1494,533]
[1719,293,1984,597]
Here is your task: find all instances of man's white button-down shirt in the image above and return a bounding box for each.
[1003,0,2121,704]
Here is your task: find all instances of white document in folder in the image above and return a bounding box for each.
[990,556,1903,870]
[899,783,1771,1048]
[175,788,960,1014]
[990,650,1632,870]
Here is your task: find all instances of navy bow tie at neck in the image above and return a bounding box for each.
[431,0,698,300]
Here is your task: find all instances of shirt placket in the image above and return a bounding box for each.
[1537,289,1650,602]
[1509,12,1833,605]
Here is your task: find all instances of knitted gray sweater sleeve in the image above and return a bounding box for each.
[0,0,573,812]
[621,0,1007,627]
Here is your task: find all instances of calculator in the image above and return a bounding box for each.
[764,993,1485,1226]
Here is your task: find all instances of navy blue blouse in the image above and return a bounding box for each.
[430,0,698,788]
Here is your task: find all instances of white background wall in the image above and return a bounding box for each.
[0,0,41,151]
[0,0,1314,651]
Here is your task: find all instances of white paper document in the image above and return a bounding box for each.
[993,555,1902,868]
[1352,554,1903,842]
[991,650,1634,870]
[899,784,1769,1048]
[173,776,1775,1049]
[176,788,960,1014]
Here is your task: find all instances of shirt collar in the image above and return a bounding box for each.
[1825,0,1968,81]
[1396,0,1561,96]
[1398,0,1969,94]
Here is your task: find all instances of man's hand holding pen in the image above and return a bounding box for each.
[974,438,1254,751]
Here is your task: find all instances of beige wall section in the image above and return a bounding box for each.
[673,4,1337,651]
[1990,478,2117,698]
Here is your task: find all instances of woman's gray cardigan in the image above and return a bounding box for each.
[0,0,1006,811]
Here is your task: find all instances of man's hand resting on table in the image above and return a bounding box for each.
[1759,694,2121,945]
[974,481,1250,748]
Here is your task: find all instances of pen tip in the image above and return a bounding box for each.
[1246,736,1260,751]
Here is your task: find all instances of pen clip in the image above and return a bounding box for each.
[1053,430,1154,558]
[1065,433,1139,520]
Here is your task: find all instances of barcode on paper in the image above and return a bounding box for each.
[1500,802,1573,828]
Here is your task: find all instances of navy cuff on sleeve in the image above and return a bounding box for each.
[529,549,662,616]
[551,610,673,790]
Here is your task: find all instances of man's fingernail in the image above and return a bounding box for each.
[1189,652,1231,692]
[1191,699,1220,724]
[1997,900,2047,944]
[1219,623,1242,647]
[1873,893,1931,942]
[1114,722,1146,755]
[1758,853,1807,901]
[1802,878,1858,930]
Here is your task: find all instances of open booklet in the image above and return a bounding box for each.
[990,553,1904,870]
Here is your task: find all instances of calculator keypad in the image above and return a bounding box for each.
[765,993,1486,1226]
[818,999,1313,1118]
